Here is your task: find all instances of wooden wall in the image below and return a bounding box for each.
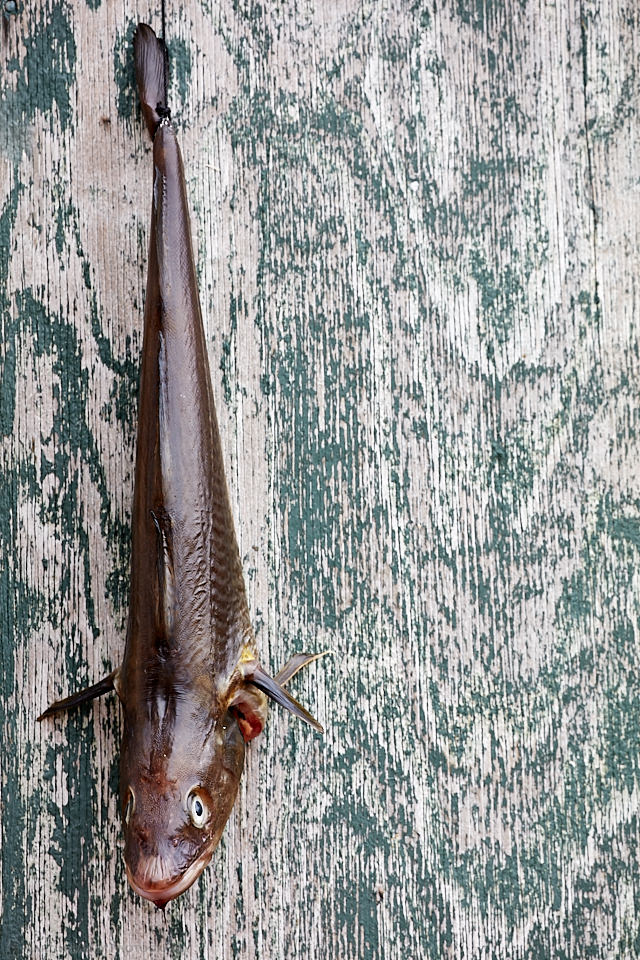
[2,1,640,957]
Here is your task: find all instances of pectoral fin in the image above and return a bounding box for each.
[245,661,324,734]
[37,669,119,722]
[274,651,331,687]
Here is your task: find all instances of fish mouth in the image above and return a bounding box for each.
[126,852,211,908]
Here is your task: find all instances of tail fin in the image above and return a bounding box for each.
[133,23,169,139]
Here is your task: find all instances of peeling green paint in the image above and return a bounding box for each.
[0,174,38,960]
[3,1,640,956]
[0,174,21,436]
[167,37,192,113]
[113,22,138,122]
[0,2,76,159]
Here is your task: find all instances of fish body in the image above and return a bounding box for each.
[39,23,325,908]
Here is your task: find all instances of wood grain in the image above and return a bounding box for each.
[2,1,639,957]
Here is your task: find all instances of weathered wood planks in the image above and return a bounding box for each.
[1,1,640,957]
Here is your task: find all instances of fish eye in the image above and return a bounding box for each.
[124,788,135,825]
[187,789,208,828]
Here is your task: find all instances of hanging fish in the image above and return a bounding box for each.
[39,22,325,908]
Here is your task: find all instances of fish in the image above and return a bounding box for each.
[38,22,326,909]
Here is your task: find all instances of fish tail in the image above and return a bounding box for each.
[133,23,170,139]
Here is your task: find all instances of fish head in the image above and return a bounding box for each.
[119,694,249,907]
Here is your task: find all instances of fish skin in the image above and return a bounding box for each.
[38,23,325,910]
[118,24,261,906]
